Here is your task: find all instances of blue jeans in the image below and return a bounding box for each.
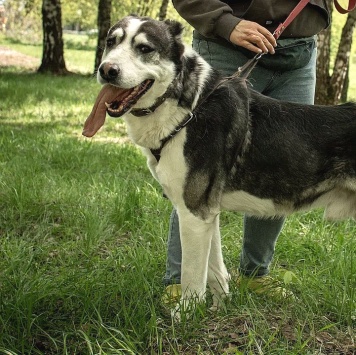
[163,36,317,284]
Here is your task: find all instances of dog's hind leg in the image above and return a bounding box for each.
[207,214,230,310]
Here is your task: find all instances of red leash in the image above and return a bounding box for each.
[237,0,355,78]
[236,0,311,77]
[274,0,310,39]
[275,0,356,40]
[334,0,356,14]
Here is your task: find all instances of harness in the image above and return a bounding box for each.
[132,0,355,162]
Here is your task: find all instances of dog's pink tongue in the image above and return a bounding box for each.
[82,84,126,137]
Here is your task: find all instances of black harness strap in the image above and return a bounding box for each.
[130,75,181,117]
[150,112,195,162]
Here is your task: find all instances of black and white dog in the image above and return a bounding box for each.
[83,15,356,313]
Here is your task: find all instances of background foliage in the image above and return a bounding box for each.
[4,0,182,34]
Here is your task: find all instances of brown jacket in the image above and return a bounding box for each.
[172,0,329,42]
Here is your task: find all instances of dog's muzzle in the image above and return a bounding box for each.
[82,79,154,138]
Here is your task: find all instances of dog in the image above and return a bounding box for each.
[83,15,356,314]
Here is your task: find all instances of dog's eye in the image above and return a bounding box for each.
[106,37,116,47]
[137,44,154,54]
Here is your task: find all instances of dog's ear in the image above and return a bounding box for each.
[164,19,185,57]
[164,19,184,39]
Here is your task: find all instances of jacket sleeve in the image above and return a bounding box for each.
[172,0,241,41]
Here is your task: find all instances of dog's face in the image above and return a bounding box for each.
[96,16,184,116]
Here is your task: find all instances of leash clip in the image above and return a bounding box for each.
[139,108,154,116]
[174,112,195,132]
[254,52,264,61]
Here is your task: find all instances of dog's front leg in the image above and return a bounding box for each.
[208,214,230,310]
[176,207,215,315]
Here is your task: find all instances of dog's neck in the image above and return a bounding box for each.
[124,48,220,153]
[130,74,182,117]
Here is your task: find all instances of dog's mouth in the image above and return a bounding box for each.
[106,80,154,118]
[82,79,154,137]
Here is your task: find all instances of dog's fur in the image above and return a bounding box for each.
[94,15,356,310]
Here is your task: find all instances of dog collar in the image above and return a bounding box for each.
[130,75,180,117]
[130,92,170,117]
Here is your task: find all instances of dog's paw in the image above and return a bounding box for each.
[208,275,230,311]
[170,297,207,322]
[210,290,231,312]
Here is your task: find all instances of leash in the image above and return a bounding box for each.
[274,0,311,39]
[334,0,356,13]
[236,0,310,79]
[237,0,356,79]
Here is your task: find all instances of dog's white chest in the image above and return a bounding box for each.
[145,132,188,205]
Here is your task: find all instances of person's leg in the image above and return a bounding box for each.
[240,44,318,277]
[163,209,181,285]
[240,216,285,276]
[194,38,292,279]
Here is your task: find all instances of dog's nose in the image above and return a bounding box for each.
[99,63,120,81]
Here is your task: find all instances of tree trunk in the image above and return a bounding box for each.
[329,9,356,103]
[315,0,332,104]
[158,0,169,20]
[94,0,112,73]
[315,1,356,104]
[38,0,69,75]
[136,0,156,17]
[341,65,349,102]
[315,28,332,104]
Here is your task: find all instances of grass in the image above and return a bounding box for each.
[0,54,355,353]
[0,35,95,74]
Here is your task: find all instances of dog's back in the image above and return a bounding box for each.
[181,78,356,219]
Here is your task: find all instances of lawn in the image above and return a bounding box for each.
[0,35,95,74]
[0,42,355,353]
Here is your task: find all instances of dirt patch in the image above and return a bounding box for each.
[0,46,40,69]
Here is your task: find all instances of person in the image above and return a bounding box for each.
[163,0,330,301]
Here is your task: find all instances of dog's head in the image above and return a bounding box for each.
[98,15,184,115]
[83,16,185,138]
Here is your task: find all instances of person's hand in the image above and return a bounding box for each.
[229,19,277,54]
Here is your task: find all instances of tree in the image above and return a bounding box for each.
[316,2,356,104]
[158,0,169,20]
[61,0,98,32]
[38,0,69,75]
[94,0,111,73]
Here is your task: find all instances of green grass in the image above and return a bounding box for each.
[0,64,355,353]
[0,35,95,74]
